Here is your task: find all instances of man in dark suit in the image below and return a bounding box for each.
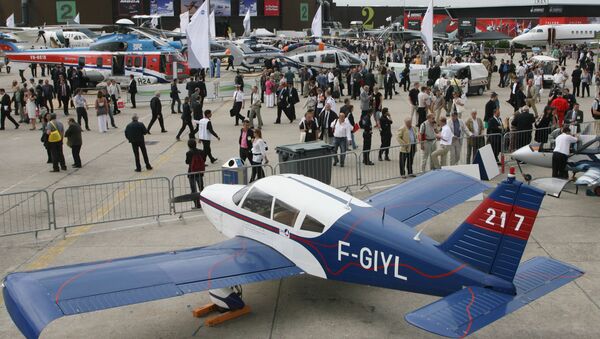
[564,103,584,133]
[170,80,181,114]
[125,114,152,172]
[147,92,166,134]
[318,103,338,144]
[384,69,397,100]
[42,79,55,113]
[487,108,504,162]
[511,106,536,149]
[0,88,19,130]
[484,92,498,124]
[276,83,290,124]
[56,79,71,116]
[128,74,137,108]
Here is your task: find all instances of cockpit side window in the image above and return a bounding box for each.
[232,185,250,205]
[300,215,325,233]
[241,187,273,219]
[272,199,300,227]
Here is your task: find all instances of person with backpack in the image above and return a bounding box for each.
[185,139,207,209]
[46,113,67,172]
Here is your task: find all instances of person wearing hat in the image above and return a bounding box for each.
[230,84,246,126]
[552,126,578,178]
[125,114,153,172]
[147,91,167,134]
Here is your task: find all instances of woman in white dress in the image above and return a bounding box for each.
[25,88,37,130]
[95,91,109,133]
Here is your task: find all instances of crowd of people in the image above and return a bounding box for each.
[1,39,599,182]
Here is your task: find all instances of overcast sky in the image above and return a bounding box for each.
[333,0,589,7]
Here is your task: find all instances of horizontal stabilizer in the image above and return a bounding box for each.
[405,257,584,338]
[367,170,490,227]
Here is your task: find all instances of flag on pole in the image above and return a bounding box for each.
[420,0,433,54]
[186,0,210,69]
[74,13,80,24]
[243,9,251,36]
[311,5,322,41]
[180,11,189,33]
[6,13,15,28]
[151,16,159,28]
[209,10,216,38]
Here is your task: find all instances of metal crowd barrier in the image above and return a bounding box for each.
[274,152,360,192]
[51,177,172,229]
[171,164,274,214]
[0,190,51,237]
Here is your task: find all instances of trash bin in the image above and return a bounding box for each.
[276,141,335,184]
[222,158,248,185]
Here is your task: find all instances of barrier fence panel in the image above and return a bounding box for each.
[171,165,274,214]
[359,134,498,187]
[52,177,172,229]
[274,152,359,191]
[0,190,51,237]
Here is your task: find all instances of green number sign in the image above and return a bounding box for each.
[56,1,76,23]
[300,3,309,22]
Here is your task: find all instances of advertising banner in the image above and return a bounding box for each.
[118,0,143,16]
[182,0,231,16]
[264,0,280,17]
[239,0,257,16]
[150,0,174,17]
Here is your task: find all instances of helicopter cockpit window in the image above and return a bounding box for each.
[321,53,335,63]
[241,187,273,219]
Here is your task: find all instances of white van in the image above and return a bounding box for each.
[442,63,489,96]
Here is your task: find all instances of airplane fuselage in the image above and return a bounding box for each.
[200,179,515,298]
[512,24,600,47]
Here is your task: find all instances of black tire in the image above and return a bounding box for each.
[477,86,484,96]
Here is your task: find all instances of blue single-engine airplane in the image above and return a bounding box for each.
[2,169,584,338]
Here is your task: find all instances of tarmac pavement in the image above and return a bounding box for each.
[0,54,599,338]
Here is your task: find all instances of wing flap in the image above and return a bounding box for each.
[405,257,584,338]
[367,170,490,227]
[3,237,302,339]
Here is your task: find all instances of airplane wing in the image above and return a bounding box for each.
[405,257,584,337]
[575,167,600,187]
[3,236,302,339]
[366,170,490,227]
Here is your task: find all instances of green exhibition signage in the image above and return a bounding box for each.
[56,0,77,23]
[300,3,309,22]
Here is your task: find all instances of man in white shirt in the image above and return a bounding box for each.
[431,117,452,169]
[327,70,335,93]
[107,80,121,114]
[330,112,352,167]
[416,86,431,127]
[552,126,578,179]
[466,109,485,164]
[553,70,565,89]
[230,85,245,126]
[193,110,220,163]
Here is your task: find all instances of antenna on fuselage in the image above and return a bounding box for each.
[345,197,352,210]
[382,207,386,224]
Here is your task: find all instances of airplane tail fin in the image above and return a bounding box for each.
[440,170,545,282]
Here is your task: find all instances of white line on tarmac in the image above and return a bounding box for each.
[63,212,207,238]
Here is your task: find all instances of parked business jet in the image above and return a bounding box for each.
[3,171,583,338]
[512,24,600,47]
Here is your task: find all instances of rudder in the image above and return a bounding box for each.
[440,173,545,282]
